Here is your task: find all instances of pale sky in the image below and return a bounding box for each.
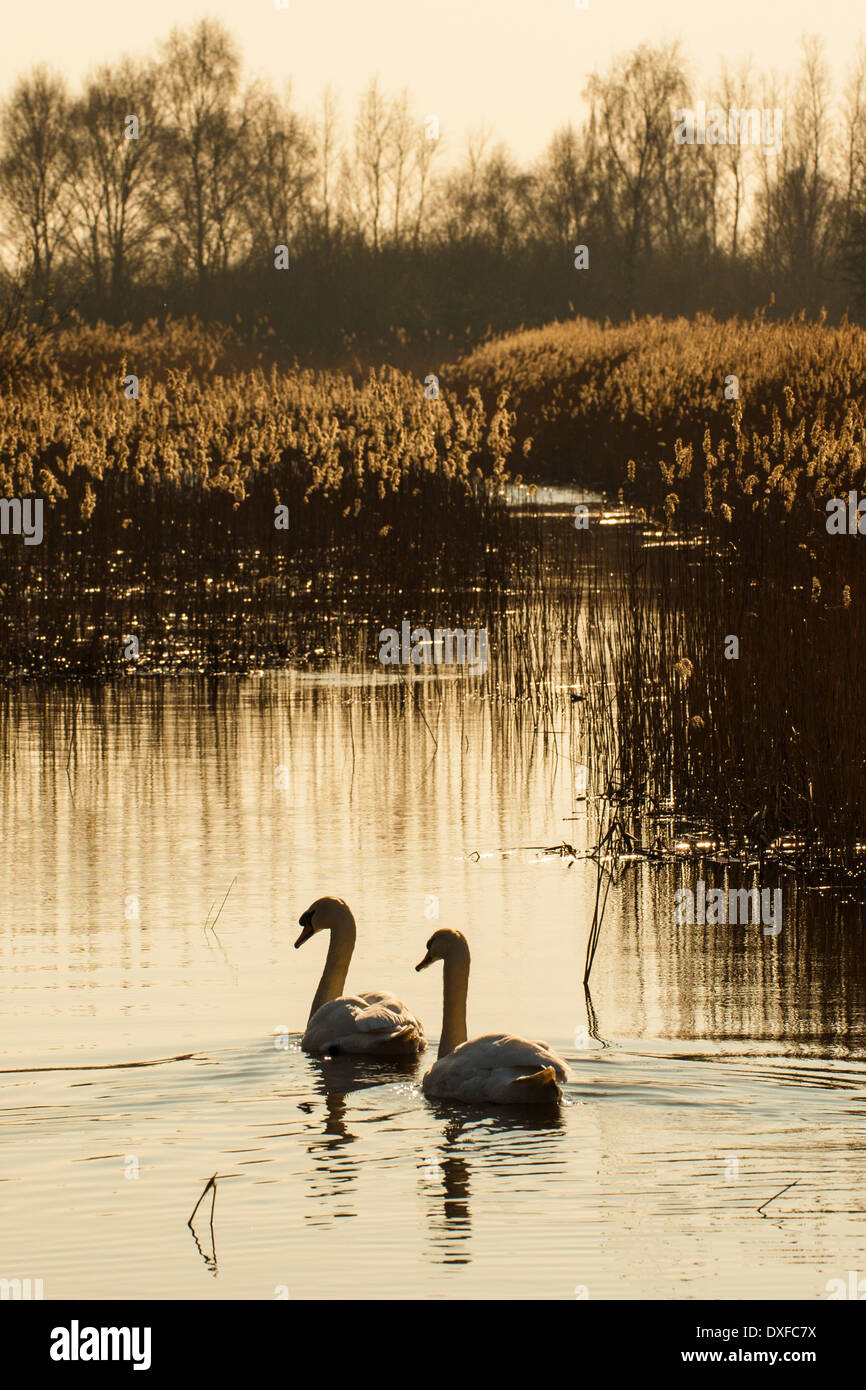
[2,1,863,162]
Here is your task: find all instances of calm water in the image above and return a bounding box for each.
[2,675,866,1300]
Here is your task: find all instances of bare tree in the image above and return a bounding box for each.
[715,61,755,257]
[64,59,162,300]
[388,91,415,245]
[154,19,249,289]
[841,44,866,245]
[244,83,315,256]
[411,118,440,249]
[585,43,690,289]
[755,38,839,293]
[353,78,392,251]
[435,131,527,252]
[532,124,589,246]
[0,68,71,285]
[312,85,342,245]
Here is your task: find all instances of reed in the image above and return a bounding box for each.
[2,312,864,888]
[0,318,517,674]
[452,310,866,504]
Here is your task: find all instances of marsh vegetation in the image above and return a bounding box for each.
[1,310,864,889]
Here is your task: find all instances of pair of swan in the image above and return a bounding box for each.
[295,896,569,1104]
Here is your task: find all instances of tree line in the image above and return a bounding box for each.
[2,18,866,363]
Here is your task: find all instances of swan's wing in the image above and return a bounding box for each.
[302,995,368,1052]
[354,992,423,1034]
[451,1033,570,1081]
[303,993,424,1052]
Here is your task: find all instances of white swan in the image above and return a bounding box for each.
[415,928,569,1104]
[296,897,426,1056]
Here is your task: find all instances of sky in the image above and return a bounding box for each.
[2,1,863,163]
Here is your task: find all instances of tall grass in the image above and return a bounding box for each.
[453,311,866,888]
[451,311,866,498]
[490,514,866,890]
[2,312,865,886]
[0,319,518,674]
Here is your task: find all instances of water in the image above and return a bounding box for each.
[2,676,866,1300]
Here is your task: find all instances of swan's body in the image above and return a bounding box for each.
[296,897,425,1057]
[302,989,425,1056]
[420,1032,568,1103]
[415,929,569,1104]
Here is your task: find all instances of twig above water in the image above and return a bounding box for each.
[757,1177,801,1215]
[205,876,237,933]
[188,1173,219,1273]
[188,1172,218,1227]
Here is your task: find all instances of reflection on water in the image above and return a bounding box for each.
[1,676,866,1298]
[426,1140,472,1266]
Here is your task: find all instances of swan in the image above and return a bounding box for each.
[415,928,569,1104]
[295,896,426,1056]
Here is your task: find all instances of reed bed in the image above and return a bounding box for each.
[454,311,866,888]
[451,311,866,501]
[2,313,864,888]
[0,319,519,674]
[489,512,866,892]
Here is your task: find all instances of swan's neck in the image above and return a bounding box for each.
[309,923,355,1021]
[439,950,470,1058]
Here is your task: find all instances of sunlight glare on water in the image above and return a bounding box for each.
[1,675,866,1299]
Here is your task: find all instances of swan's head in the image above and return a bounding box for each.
[415,927,470,971]
[295,896,355,949]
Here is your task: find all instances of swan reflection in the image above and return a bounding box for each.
[421,1106,565,1264]
[301,1053,422,1220]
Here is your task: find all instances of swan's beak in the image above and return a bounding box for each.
[415,950,434,971]
[295,911,315,949]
